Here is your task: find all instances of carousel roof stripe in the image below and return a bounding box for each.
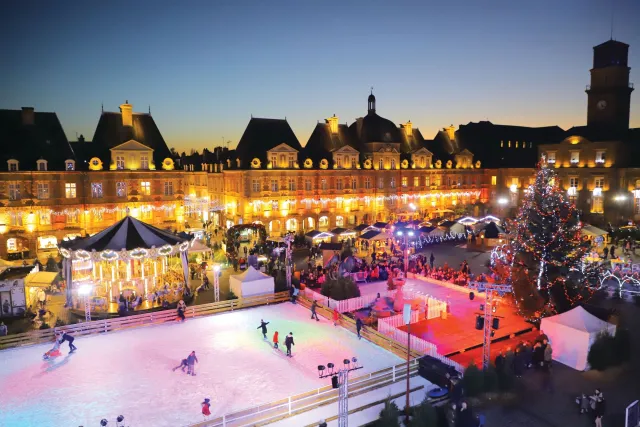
[60,216,189,252]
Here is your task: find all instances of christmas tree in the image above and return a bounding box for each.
[498,157,593,318]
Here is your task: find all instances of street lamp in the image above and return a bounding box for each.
[212,264,221,302]
[284,233,294,290]
[77,283,93,322]
[396,230,414,273]
[318,357,363,427]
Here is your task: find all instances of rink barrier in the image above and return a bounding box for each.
[407,273,486,297]
[187,359,422,427]
[0,291,290,350]
[301,287,398,313]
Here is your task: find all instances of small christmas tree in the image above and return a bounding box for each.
[500,157,592,317]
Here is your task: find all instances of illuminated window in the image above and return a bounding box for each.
[351,177,357,190]
[491,176,497,186]
[414,177,420,187]
[140,156,149,170]
[595,150,606,164]
[425,176,430,187]
[336,179,343,190]
[378,177,384,189]
[508,141,511,148]
[594,177,604,188]
[39,211,51,225]
[91,182,103,198]
[304,180,312,191]
[66,211,79,224]
[164,181,174,196]
[288,179,296,191]
[570,151,580,164]
[321,179,327,190]
[379,159,384,170]
[402,177,408,187]
[7,159,19,171]
[280,155,286,167]
[390,177,396,188]
[288,156,295,168]
[271,180,278,192]
[336,157,342,168]
[66,160,75,171]
[515,141,519,148]
[252,180,260,192]
[270,155,277,167]
[500,141,504,148]
[391,159,396,170]
[36,183,49,200]
[94,210,103,222]
[336,216,344,227]
[547,152,556,164]
[116,182,127,197]
[37,160,47,171]
[116,156,125,170]
[10,214,23,227]
[364,177,371,189]
[140,181,151,196]
[65,183,76,198]
[568,177,578,202]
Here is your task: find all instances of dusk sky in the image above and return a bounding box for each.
[2,0,639,152]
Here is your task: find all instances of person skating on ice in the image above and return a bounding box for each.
[310,300,319,321]
[187,351,198,376]
[356,317,363,339]
[58,331,77,353]
[332,307,339,326]
[173,357,188,372]
[273,331,279,349]
[257,319,269,339]
[44,335,63,360]
[201,398,211,420]
[284,332,294,357]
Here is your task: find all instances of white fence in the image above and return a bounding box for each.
[377,312,464,373]
[302,288,398,313]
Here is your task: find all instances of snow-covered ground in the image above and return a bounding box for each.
[0,303,402,427]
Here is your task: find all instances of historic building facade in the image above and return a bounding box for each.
[0,103,186,260]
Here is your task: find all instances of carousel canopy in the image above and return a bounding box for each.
[60,216,189,252]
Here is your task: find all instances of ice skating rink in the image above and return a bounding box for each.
[0,303,402,427]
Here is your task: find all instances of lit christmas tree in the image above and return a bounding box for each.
[497,156,594,318]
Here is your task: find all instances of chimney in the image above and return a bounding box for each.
[120,101,133,127]
[21,107,35,126]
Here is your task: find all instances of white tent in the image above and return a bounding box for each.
[540,306,616,371]
[188,240,211,254]
[229,266,275,298]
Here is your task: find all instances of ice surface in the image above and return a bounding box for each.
[0,303,402,427]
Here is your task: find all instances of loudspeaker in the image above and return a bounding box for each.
[331,375,339,389]
[469,291,475,300]
[475,315,484,330]
[492,317,500,329]
[418,355,458,388]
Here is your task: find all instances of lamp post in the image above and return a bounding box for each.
[284,233,294,290]
[403,303,412,424]
[213,264,220,302]
[396,230,414,273]
[318,357,363,427]
[77,283,93,322]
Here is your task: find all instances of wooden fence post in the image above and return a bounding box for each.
[288,396,292,415]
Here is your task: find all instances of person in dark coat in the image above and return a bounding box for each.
[284,332,295,357]
[186,351,198,376]
[513,348,524,377]
[355,317,363,339]
[494,349,505,373]
[429,252,435,269]
[455,402,474,427]
[59,331,77,352]
[257,319,269,339]
[310,300,319,321]
[602,246,609,259]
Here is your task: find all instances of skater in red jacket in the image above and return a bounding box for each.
[273,331,279,349]
[332,308,339,326]
[201,398,211,419]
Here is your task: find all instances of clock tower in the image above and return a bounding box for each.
[586,40,634,134]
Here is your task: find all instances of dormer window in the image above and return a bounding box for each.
[546,152,556,164]
[65,159,76,171]
[140,155,149,170]
[595,150,606,164]
[570,151,580,164]
[36,159,47,171]
[7,159,18,171]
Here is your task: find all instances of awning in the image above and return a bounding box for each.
[331,228,356,236]
[372,222,389,229]
[188,240,212,253]
[305,230,334,240]
[582,225,608,237]
[353,224,370,232]
[24,272,61,288]
[358,230,381,240]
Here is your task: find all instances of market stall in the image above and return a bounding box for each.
[59,216,192,311]
[229,266,274,297]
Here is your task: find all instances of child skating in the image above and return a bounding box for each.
[284,332,294,357]
[201,398,211,420]
[257,319,269,339]
[43,336,62,360]
[332,308,339,326]
[273,331,279,349]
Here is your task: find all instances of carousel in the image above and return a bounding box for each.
[59,216,192,316]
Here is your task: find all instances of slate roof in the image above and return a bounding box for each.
[452,121,566,168]
[349,112,404,146]
[301,122,356,164]
[89,111,172,167]
[234,118,302,168]
[0,108,74,171]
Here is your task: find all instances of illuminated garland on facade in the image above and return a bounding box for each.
[61,241,190,261]
[5,203,179,218]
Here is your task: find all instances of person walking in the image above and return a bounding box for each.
[429,252,435,269]
[186,351,198,376]
[593,395,605,427]
[355,317,363,339]
[0,321,7,336]
[310,300,319,321]
[273,331,279,349]
[292,286,299,304]
[543,342,553,370]
[257,319,269,339]
[332,307,339,326]
[602,246,609,259]
[59,331,77,353]
[284,332,295,357]
[176,300,186,322]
